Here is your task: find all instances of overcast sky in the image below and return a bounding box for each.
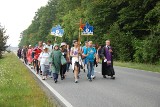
[0,0,48,47]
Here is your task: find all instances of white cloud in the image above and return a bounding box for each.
[0,0,48,47]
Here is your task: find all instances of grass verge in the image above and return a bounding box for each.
[114,61,160,73]
[0,53,56,107]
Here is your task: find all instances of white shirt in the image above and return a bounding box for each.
[46,45,53,53]
[39,52,50,65]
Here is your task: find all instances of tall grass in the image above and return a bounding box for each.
[0,53,56,107]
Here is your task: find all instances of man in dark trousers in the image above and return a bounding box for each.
[101,40,115,79]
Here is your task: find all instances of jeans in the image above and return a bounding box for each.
[48,67,52,76]
[87,61,94,79]
[66,63,70,71]
[53,73,58,80]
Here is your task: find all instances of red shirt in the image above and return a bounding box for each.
[33,47,42,60]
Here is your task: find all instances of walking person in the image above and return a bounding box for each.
[83,41,99,81]
[32,41,43,74]
[70,40,82,83]
[66,44,71,72]
[60,42,68,80]
[22,46,28,64]
[50,44,62,83]
[46,40,53,53]
[46,40,53,78]
[97,45,102,62]
[82,41,88,73]
[39,46,50,80]
[17,48,22,59]
[32,46,36,70]
[101,40,115,79]
[27,45,33,66]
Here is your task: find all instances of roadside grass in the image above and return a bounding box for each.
[114,61,160,73]
[0,53,56,107]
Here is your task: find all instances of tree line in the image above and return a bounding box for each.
[19,0,160,64]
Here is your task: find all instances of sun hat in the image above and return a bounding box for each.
[60,42,66,47]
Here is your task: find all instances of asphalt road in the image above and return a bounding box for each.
[41,64,160,107]
[13,50,160,107]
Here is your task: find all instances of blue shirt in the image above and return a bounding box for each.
[82,46,87,53]
[84,47,96,62]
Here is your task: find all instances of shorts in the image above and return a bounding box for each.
[33,59,38,65]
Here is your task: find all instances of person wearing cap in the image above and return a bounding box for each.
[39,46,50,80]
[27,45,33,66]
[49,44,62,83]
[60,42,68,80]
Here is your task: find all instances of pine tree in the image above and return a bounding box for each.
[0,24,9,58]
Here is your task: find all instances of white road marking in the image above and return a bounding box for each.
[26,64,73,107]
[13,51,73,107]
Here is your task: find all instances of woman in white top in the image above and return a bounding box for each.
[39,46,50,80]
[70,40,81,83]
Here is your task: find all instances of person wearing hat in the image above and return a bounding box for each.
[60,42,69,80]
[38,46,50,80]
[49,44,62,83]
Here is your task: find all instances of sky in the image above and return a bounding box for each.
[0,0,49,47]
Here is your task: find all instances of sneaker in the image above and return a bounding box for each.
[55,80,57,83]
[42,77,45,80]
[91,75,96,79]
[75,81,78,83]
[75,79,78,83]
[89,79,92,82]
[31,66,33,69]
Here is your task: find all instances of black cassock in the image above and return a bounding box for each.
[101,46,115,76]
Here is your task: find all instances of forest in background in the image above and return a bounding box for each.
[19,0,160,64]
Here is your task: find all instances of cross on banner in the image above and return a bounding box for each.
[81,22,93,35]
[51,25,64,37]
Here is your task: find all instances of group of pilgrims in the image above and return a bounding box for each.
[17,40,115,83]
